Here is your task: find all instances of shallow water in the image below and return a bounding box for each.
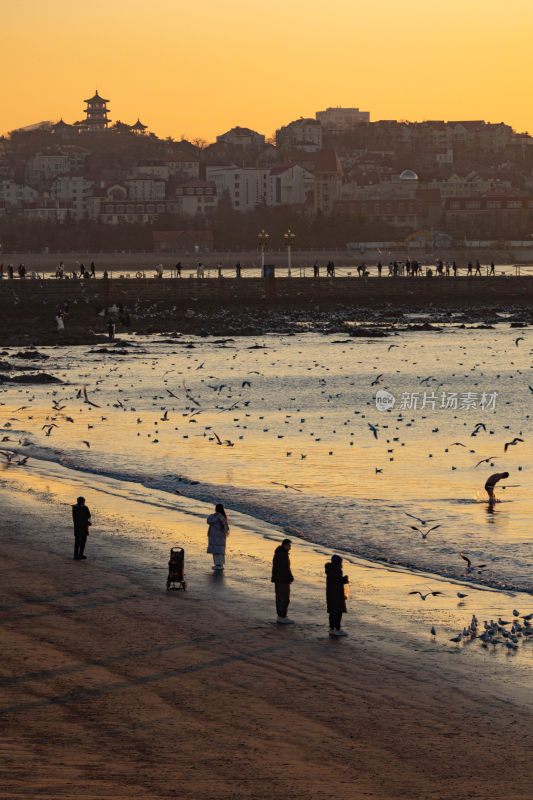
[1,324,532,590]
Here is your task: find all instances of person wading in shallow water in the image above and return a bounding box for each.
[206,503,229,571]
[72,496,91,560]
[271,539,294,624]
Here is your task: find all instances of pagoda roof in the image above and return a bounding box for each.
[131,119,147,130]
[84,90,109,103]
[53,118,72,129]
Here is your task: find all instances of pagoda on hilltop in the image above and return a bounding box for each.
[83,90,110,131]
[130,118,147,134]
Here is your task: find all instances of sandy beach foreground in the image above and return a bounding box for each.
[1,467,532,800]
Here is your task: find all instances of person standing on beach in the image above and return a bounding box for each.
[484,471,509,504]
[271,539,294,624]
[72,496,91,560]
[207,503,229,571]
[325,555,349,637]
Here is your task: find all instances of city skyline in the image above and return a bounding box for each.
[4,0,533,142]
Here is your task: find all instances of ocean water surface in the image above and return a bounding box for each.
[1,323,531,590]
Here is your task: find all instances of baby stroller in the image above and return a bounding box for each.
[166,546,187,591]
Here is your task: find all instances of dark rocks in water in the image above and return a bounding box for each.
[0,372,62,384]
[15,350,50,360]
[510,322,528,328]
[349,328,389,338]
[90,348,131,355]
[405,322,442,331]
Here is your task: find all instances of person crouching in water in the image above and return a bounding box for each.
[207,503,229,571]
[325,554,349,637]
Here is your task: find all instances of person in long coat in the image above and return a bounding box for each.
[271,539,294,624]
[207,503,229,571]
[325,554,349,637]
[72,496,91,560]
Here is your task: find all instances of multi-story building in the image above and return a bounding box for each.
[0,180,38,207]
[315,107,370,132]
[205,166,268,211]
[216,127,265,147]
[98,184,170,224]
[266,164,314,207]
[25,147,89,184]
[276,118,322,152]
[163,158,201,179]
[444,195,533,233]
[173,179,218,216]
[22,199,74,222]
[313,149,343,215]
[49,175,93,220]
[124,176,166,201]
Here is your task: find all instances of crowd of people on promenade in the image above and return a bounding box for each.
[72,499,351,638]
[0,257,517,281]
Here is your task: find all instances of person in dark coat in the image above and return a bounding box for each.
[325,554,349,637]
[72,496,91,560]
[271,539,294,624]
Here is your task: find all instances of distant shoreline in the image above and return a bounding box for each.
[2,247,533,273]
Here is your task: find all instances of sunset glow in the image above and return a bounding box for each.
[4,0,533,140]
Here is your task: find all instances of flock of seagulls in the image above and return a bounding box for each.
[442,608,533,653]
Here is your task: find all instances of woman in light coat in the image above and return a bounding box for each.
[207,503,229,570]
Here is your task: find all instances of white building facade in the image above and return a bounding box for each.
[266,164,314,206]
[206,166,268,211]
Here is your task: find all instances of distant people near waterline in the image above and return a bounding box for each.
[475,260,482,276]
[90,262,96,278]
[235,262,241,278]
[0,263,3,279]
[207,503,229,571]
[108,318,115,341]
[8,264,14,279]
[489,262,495,276]
[196,262,205,279]
[467,261,473,276]
[55,311,65,332]
[72,496,91,560]
[271,539,294,624]
[313,262,320,278]
[326,261,335,277]
[326,554,349,637]
[485,471,509,504]
[452,261,458,277]
[377,261,382,277]
[175,261,182,278]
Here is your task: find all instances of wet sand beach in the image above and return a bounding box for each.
[1,468,532,800]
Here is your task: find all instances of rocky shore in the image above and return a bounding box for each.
[1,276,532,347]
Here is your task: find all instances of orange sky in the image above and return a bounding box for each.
[4,0,533,141]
